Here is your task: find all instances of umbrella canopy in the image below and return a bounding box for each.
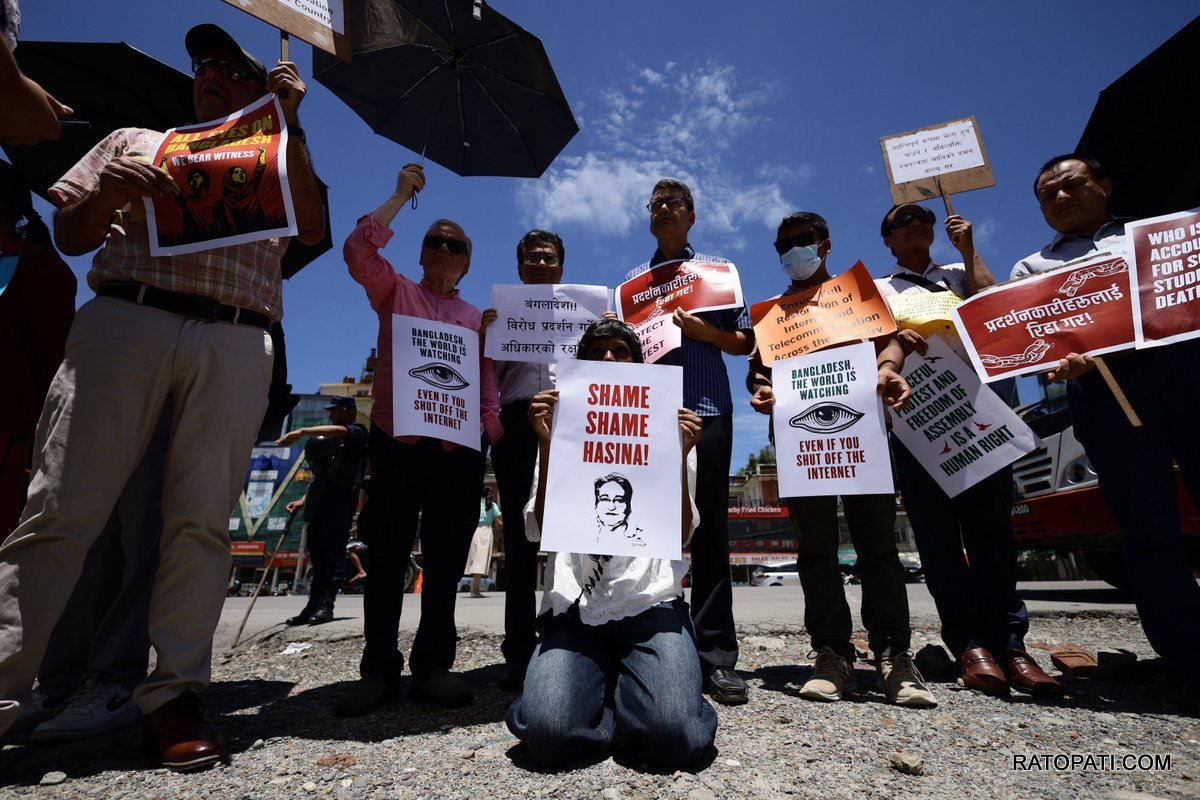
[313,0,578,178]
[3,40,329,278]
[1075,15,1200,219]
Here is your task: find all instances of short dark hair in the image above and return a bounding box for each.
[576,318,644,363]
[1033,154,1106,194]
[516,229,564,267]
[650,178,694,211]
[776,211,829,241]
[428,218,472,256]
[594,472,633,513]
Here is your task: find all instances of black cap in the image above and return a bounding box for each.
[185,23,268,86]
[323,396,357,411]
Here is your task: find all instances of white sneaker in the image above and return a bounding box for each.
[799,647,856,701]
[30,679,138,743]
[880,651,937,708]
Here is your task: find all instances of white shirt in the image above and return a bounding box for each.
[523,450,699,626]
[875,261,969,361]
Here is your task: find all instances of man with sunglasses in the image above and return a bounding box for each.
[625,179,754,705]
[0,23,323,770]
[874,204,1062,699]
[338,162,502,716]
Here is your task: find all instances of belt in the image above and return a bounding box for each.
[98,282,272,329]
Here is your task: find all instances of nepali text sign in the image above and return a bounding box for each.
[391,315,481,450]
[617,259,744,364]
[772,341,892,497]
[485,283,608,363]
[751,262,897,367]
[222,0,352,60]
[890,338,1040,497]
[1127,208,1200,348]
[542,360,683,560]
[880,116,994,205]
[147,94,296,257]
[953,253,1136,381]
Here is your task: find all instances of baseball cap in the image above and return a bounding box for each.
[323,396,357,411]
[185,23,269,86]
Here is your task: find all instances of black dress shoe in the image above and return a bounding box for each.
[705,667,749,705]
[333,676,397,717]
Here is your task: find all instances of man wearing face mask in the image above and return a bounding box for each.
[747,211,935,707]
[873,204,1062,699]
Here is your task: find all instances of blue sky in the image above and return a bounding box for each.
[13,1,1197,468]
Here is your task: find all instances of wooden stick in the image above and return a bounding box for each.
[935,177,955,216]
[280,30,289,62]
[231,508,298,648]
[1093,356,1143,428]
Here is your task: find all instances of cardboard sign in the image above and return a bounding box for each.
[146,94,296,256]
[485,283,608,363]
[390,315,481,450]
[1127,208,1200,348]
[890,339,1041,497]
[772,341,893,498]
[222,0,352,61]
[953,253,1137,381]
[541,360,684,560]
[616,259,744,363]
[880,117,995,205]
[751,262,898,367]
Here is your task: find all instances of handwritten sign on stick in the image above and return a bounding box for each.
[222,0,351,61]
[880,117,994,205]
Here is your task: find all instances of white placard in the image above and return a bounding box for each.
[391,314,481,450]
[632,315,683,364]
[772,341,893,497]
[278,0,345,34]
[542,360,684,560]
[485,283,609,362]
[884,119,986,185]
[890,338,1041,497]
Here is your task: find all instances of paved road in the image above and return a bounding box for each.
[218,580,1137,649]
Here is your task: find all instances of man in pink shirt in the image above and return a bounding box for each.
[337,163,501,715]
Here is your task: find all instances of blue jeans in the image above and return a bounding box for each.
[506,599,716,769]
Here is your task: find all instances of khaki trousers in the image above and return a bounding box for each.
[0,297,271,733]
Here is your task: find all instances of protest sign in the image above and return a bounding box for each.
[390,315,481,450]
[890,338,1040,497]
[1127,208,1200,348]
[541,360,684,560]
[222,0,351,61]
[146,94,296,257]
[881,289,966,359]
[616,259,744,363]
[953,253,1136,382]
[880,117,994,212]
[485,283,608,362]
[751,262,897,367]
[772,341,892,497]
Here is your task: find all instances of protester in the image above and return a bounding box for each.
[623,179,753,705]
[0,23,324,771]
[1011,154,1200,708]
[483,228,566,690]
[875,203,1062,697]
[336,163,502,715]
[465,487,500,598]
[0,1,71,146]
[278,395,368,626]
[506,318,716,768]
[748,211,935,707]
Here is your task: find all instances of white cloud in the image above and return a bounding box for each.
[858,164,876,175]
[517,60,812,248]
[929,216,999,263]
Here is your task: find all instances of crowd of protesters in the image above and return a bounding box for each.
[1,12,1197,777]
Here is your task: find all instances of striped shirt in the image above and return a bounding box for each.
[50,128,287,320]
[624,244,750,416]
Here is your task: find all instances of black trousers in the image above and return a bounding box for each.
[356,426,484,680]
[491,400,541,676]
[305,490,356,597]
[691,413,737,673]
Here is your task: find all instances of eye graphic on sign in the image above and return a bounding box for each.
[408,363,470,391]
[788,402,863,434]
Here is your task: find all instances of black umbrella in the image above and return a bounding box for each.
[312,0,577,178]
[3,40,329,278]
[1075,15,1200,219]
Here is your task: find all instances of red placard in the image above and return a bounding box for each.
[1127,209,1200,348]
[616,259,744,325]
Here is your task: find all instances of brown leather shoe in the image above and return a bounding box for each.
[143,692,223,771]
[957,647,1009,695]
[999,649,1066,698]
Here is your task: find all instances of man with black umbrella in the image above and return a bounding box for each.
[1011,153,1200,711]
[0,23,324,771]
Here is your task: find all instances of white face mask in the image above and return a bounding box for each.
[781,244,822,281]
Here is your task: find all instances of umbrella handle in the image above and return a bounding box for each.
[411,147,427,209]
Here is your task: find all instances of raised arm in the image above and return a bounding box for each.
[267,61,324,245]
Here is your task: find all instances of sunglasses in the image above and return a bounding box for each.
[191,57,254,83]
[646,197,688,213]
[773,230,822,255]
[422,234,469,255]
[888,207,936,231]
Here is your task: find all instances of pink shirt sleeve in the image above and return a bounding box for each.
[479,353,503,444]
[344,215,399,313]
